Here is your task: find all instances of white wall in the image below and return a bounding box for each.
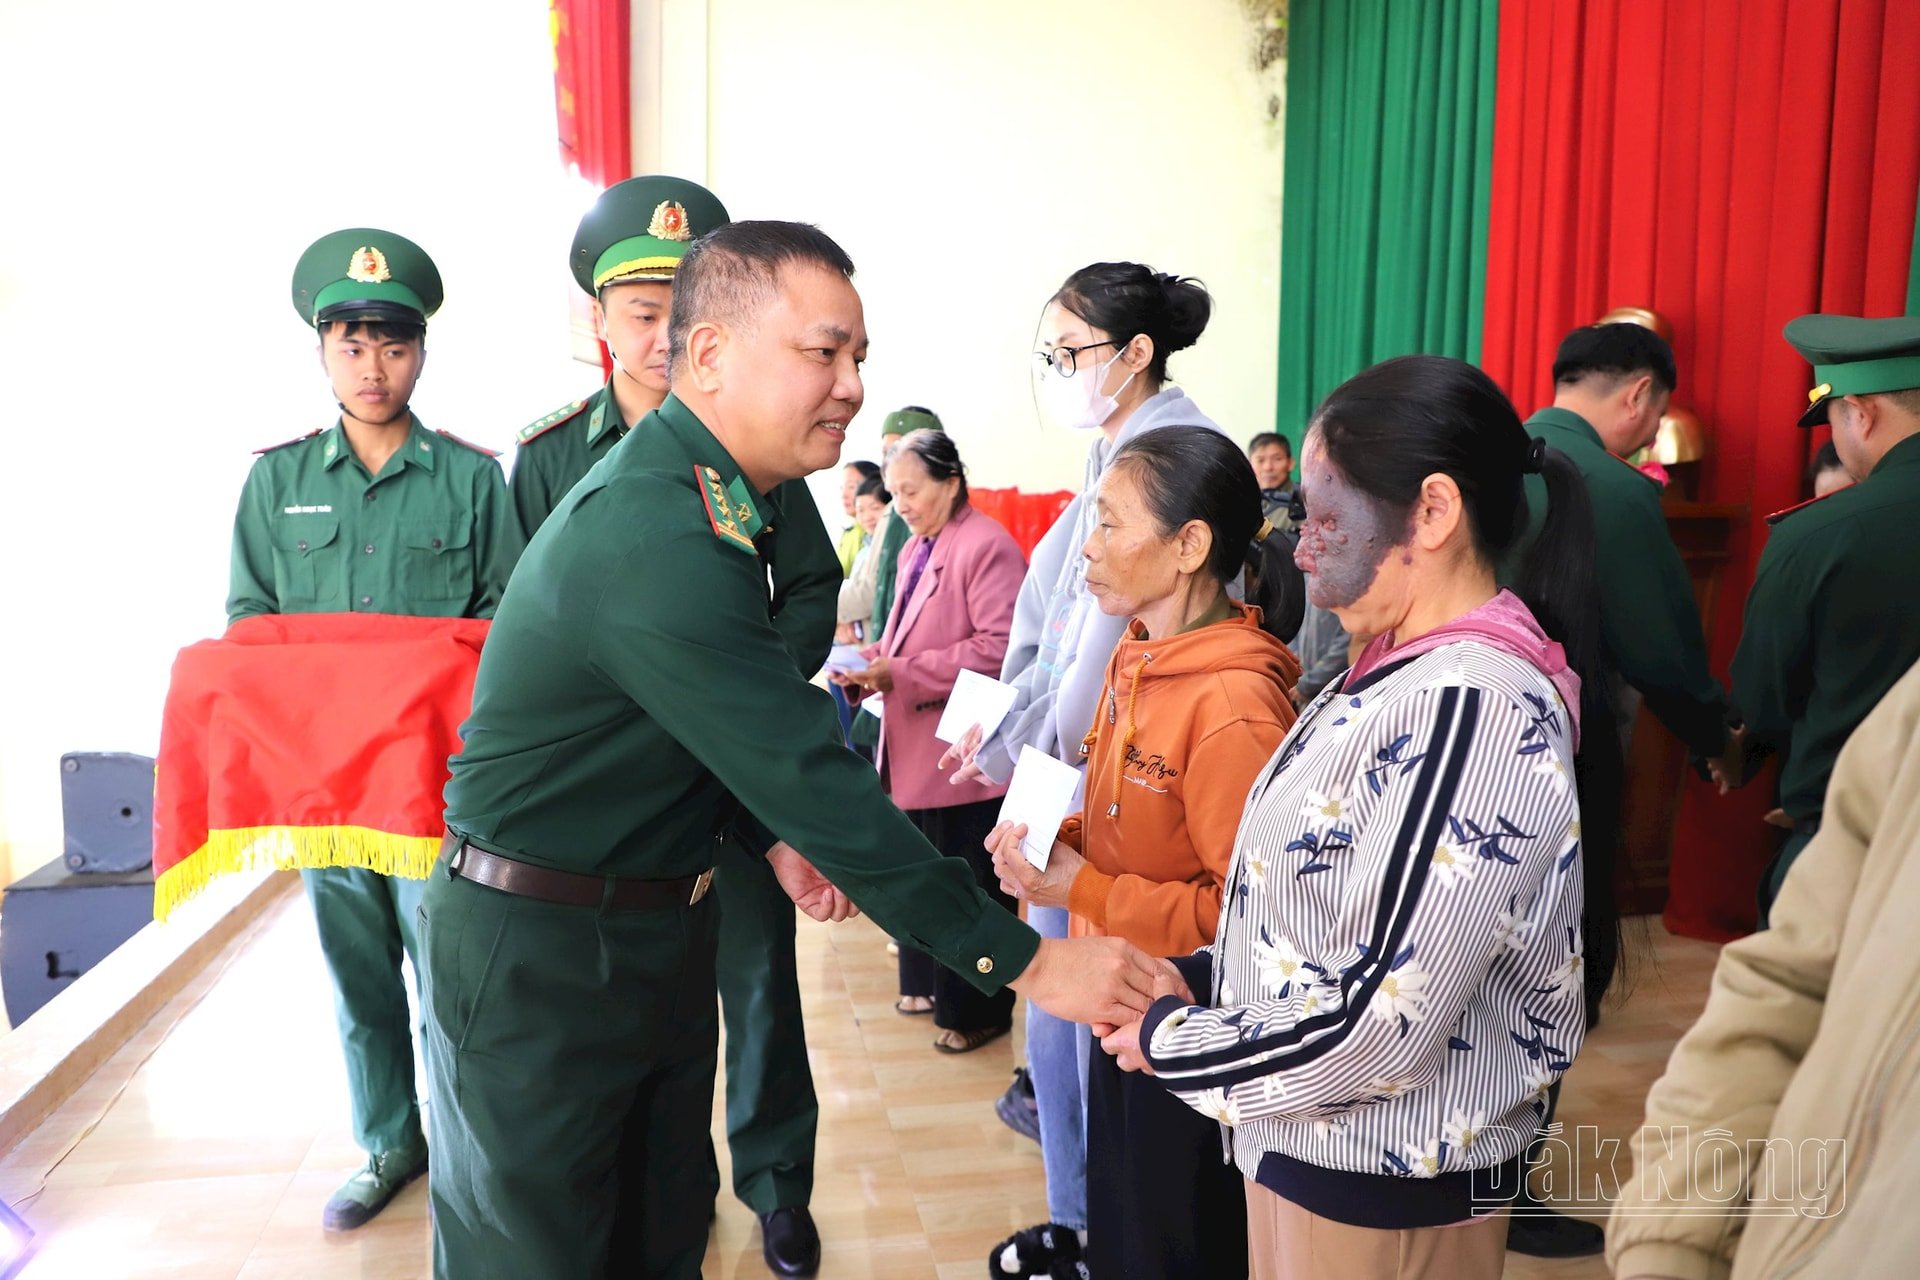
[681,0,1285,524]
[0,0,1283,881]
[0,0,592,881]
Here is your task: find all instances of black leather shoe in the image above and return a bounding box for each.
[1507,1207,1605,1257]
[759,1206,821,1276]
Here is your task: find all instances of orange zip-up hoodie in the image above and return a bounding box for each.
[1063,602,1301,956]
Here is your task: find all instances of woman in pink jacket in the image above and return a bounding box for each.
[839,428,1027,1053]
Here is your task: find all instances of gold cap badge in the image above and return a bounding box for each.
[346,246,391,284]
[1807,382,1832,405]
[648,200,691,242]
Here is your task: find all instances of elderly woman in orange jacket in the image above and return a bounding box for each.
[987,426,1304,1280]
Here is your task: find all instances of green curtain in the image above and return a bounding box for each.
[1275,0,1499,438]
[1909,171,1920,315]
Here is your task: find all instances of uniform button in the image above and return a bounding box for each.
[364,544,375,555]
[296,540,309,552]
[365,492,376,503]
[430,537,443,549]
[359,595,373,607]
[976,957,993,975]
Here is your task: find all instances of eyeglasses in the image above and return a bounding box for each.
[1033,340,1121,378]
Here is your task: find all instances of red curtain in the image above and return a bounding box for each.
[552,0,631,187]
[1481,0,1920,939]
[552,0,631,378]
[969,488,1075,561]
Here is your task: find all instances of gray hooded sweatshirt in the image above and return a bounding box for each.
[976,386,1228,784]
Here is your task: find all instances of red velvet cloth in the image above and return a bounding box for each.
[1481,0,1920,940]
[152,615,488,919]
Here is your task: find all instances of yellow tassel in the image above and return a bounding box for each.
[153,824,441,923]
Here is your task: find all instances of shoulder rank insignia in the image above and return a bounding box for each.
[517,398,589,445]
[435,428,501,457]
[695,465,764,554]
[1765,491,1838,527]
[254,428,323,455]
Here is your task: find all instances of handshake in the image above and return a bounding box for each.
[766,840,1193,1068]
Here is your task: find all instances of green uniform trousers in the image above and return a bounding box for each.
[1759,827,1816,928]
[709,836,818,1214]
[300,866,427,1156]
[422,865,721,1279]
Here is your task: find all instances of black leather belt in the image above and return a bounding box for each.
[448,842,713,909]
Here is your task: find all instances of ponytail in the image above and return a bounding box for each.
[1245,526,1306,644]
[1515,447,1623,1020]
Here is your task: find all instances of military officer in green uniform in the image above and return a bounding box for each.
[423,220,1175,1279]
[1508,321,1736,1260]
[1719,314,1920,920]
[1518,323,1735,761]
[510,175,840,1275]
[228,228,518,1231]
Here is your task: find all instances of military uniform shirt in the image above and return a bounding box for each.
[1518,407,1729,756]
[446,395,1035,991]
[510,381,627,543]
[1731,433,1920,821]
[228,415,517,624]
[510,379,840,676]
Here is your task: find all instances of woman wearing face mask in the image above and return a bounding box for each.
[986,426,1304,1280]
[940,262,1224,1276]
[1098,356,1622,1280]
[835,430,1028,1051]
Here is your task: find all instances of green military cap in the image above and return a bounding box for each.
[882,406,944,438]
[292,228,442,328]
[570,175,729,295]
[1784,313,1920,426]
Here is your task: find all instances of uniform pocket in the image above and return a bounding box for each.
[268,514,341,606]
[402,514,475,603]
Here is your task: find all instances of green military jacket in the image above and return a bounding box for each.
[1731,433,1920,821]
[510,379,839,675]
[866,506,913,642]
[1516,407,1729,756]
[227,415,517,625]
[446,395,1036,991]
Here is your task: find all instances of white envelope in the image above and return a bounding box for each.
[934,668,1020,746]
[824,643,869,675]
[996,745,1082,870]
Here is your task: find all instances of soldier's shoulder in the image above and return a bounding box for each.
[433,428,501,458]
[516,398,590,446]
[252,428,323,456]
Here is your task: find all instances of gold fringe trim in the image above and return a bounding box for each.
[154,825,441,923]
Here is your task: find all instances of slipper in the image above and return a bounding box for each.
[989,1222,1083,1277]
[933,1023,1010,1055]
[895,996,935,1016]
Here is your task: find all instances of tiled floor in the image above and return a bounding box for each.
[0,885,1720,1278]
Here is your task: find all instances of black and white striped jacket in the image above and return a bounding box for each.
[1142,641,1587,1229]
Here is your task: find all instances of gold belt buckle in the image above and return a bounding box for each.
[689,868,715,905]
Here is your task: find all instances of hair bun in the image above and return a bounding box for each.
[1156,273,1213,354]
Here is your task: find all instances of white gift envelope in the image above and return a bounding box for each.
[934,668,1020,746]
[997,745,1081,870]
[857,692,883,719]
[825,643,870,675]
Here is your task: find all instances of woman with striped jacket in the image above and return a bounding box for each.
[1099,355,1622,1280]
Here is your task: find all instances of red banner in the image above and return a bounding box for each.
[152,614,488,921]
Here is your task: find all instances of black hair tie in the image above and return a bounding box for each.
[1522,436,1547,474]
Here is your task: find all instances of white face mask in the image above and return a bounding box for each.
[1036,348,1136,432]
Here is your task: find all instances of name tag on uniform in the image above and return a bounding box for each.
[283,505,334,514]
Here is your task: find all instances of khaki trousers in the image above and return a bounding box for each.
[1244,1178,1508,1280]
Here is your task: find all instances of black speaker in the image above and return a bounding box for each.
[59,752,155,874]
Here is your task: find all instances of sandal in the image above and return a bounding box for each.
[934,1023,1010,1055]
[989,1222,1083,1277]
[895,995,935,1015]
